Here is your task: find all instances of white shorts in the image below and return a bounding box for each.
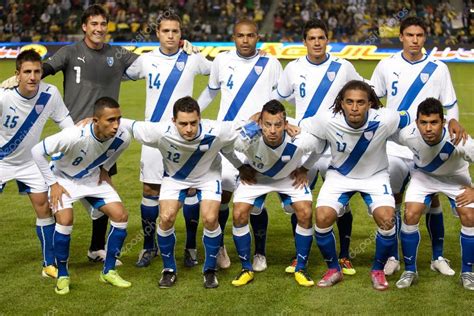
[221,153,240,192]
[388,155,413,194]
[53,173,121,212]
[315,153,331,180]
[317,170,395,216]
[140,145,164,184]
[405,170,474,211]
[159,175,222,202]
[0,161,48,194]
[282,161,319,214]
[234,175,312,207]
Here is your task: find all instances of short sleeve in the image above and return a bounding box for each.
[276,64,293,98]
[196,53,212,76]
[345,61,363,81]
[459,136,474,163]
[45,46,71,73]
[124,55,144,80]
[43,127,77,156]
[49,87,71,123]
[121,48,139,70]
[300,114,327,139]
[130,121,164,147]
[438,63,457,110]
[370,60,387,98]
[270,58,283,90]
[207,54,221,90]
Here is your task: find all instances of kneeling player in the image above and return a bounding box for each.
[231,100,326,287]
[300,80,410,290]
[0,49,73,278]
[121,96,243,289]
[32,97,131,294]
[394,98,474,290]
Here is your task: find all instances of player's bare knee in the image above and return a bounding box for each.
[315,207,336,228]
[159,212,176,229]
[458,207,474,226]
[404,209,421,225]
[201,212,218,228]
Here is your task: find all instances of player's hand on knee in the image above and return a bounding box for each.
[286,124,301,137]
[448,118,467,145]
[50,183,70,211]
[290,167,309,189]
[238,164,257,185]
[180,39,200,54]
[456,186,474,207]
[0,75,19,89]
[98,167,113,186]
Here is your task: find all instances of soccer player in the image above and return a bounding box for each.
[0,49,73,278]
[371,16,460,276]
[120,96,246,289]
[230,100,326,287]
[31,97,131,295]
[275,19,363,275]
[393,98,474,291]
[124,12,212,268]
[300,80,411,290]
[198,19,283,271]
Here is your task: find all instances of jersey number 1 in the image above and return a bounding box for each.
[74,66,81,84]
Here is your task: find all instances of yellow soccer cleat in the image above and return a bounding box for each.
[100,270,131,288]
[42,265,58,279]
[294,270,315,287]
[231,269,254,287]
[55,276,70,295]
[339,258,356,275]
[285,258,297,274]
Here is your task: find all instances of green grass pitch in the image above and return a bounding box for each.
[0,59,473,314]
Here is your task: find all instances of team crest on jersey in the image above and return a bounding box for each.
[327,72,336,82]
[254,66,263,75]
[439,153,449,161]
[106,149,116,157]
[199,144,209,151]
[106,57,114,67]
[281,155,291,162]
[364,131,374,140]
[35,104,44,114]
[176,62,185,71]
[420,73,429,83]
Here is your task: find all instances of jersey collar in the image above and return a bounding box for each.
[236,50,259,60]
[305,53,330,66]
[158,47,181,57]
[15,86,39,100]
[400,51,429,65]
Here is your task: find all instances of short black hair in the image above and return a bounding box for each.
[233,18,258,34]
[157,10,182,31]
[400,16,427,35]
[16,49,41,71]
[332,80,382,114]
[173,96,200,119]
[260,100,286,121]
[81,4,109,25]
[94,97,120,116]
[416,98,444,121]
[303,19,328,40]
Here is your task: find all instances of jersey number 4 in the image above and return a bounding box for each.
[148,73,161,89]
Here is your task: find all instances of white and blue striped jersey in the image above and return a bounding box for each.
[395,122,474,178]
[0,82,70,165]
[122,118,239,182]
[208,50,282,121]
[39,123,131,185]
[300,108,410,179]
[371,52,458,159]
[234,123,327,179]
[125,48,211,122]
[277,54,363,121]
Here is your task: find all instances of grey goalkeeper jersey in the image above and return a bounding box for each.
[45,40,138,121]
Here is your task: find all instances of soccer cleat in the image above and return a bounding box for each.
[285,257,297,274]
[430,256,455,276]
[460,272,474,291]
[252,254,267,272]
[231,269,254,287]
[42,265,58,279]
[203,270,219,289]
[294,270,315,287]
[384,256,400,276]
[371,270,389,291]
[88,249,123,266]
[55,276,70,295]
[99,270,131,288]
[184,248,198,267]
[216,246,231,269]
[159,269,177,288]
[339,258,356,275]
[396,271,418,289]
[317,269,343,288]
[136,248,159,268]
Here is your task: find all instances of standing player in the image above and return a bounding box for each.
[198,19,283,271]
[0,49,73,278]
[124,13,212,268]
[31,97,131,295]
[230,100,327,287]
[393,98,473,290]
[300,80,410,290]
[120,97,244,288]
[275,19,363,275]
[371,16,460,276]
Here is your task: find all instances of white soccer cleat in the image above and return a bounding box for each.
[252,254,267,272]
[384,256,400,276]
[88,249,123,266]
[430,256,455,276]
[216,246,231,269]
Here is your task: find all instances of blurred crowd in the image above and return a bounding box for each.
[0,0,472,45]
